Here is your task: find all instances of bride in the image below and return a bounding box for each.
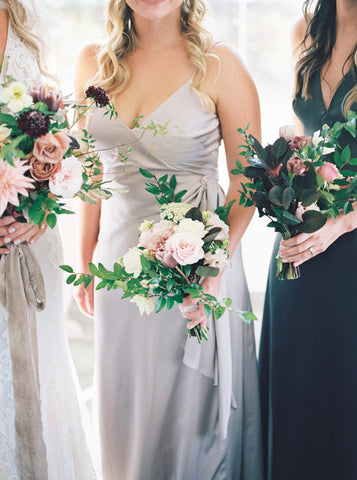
[0,1,97,478]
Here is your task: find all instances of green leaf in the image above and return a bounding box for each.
[60,265,74,273]
[84,275,93,288]
[156,296,166,313]
[240,311,257,323]
[282,210,301,226]
[301,210,327,233]
[66,274,76,284]
[88,262,100,276]
[204,304,212,319]
[268,186,284,206]
[139,168,154,178]
[46,213,57,229]
[282,187,295,209]
[166,296,175,310]
[73,274,85,286]
[185,207,203,222]
[342,145,351,163]
[334,151,344,168]
[158,174,168,184]
[169,175,177,190]
[196,265,220,277]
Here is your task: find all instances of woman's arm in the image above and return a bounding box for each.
[182,44,261,329]
[73,44,102,317]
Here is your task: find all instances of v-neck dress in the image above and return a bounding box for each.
[259,69,357,480]
[88,80,263,480]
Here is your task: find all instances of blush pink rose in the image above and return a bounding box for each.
[317,163,339,182]
[29,156,59,181]
[49,156,83,198]
[165,232,204,265]
[139,221,174,253]
[33,132,71,164]
[154,248,178,268]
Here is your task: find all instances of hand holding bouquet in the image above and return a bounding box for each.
[0,79,116,228]
[233,111,357,279]
[62,170,256,342]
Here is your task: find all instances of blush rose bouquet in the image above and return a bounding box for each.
[61,169,256,343]
[0,79,117,227]
[233,111,357,280]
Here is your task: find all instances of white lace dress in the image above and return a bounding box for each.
[0,20,97,480]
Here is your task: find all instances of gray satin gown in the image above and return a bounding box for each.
[88,79,263,480]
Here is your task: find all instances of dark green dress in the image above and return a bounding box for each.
[259,69,357,480]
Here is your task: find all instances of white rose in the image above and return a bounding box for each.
[174,218,206,238]
[130,295,155,316]
[312,130,335,155]
[0,124,12,142]
[204,248,230,270]
[206,213,229,240]
[123,247,143,278]
[0,82,33,113]
[49,156,83,198]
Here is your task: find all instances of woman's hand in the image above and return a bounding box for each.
[0,217,47,254]
[74,282,94,318]
[279,211,357,267]
[180,276,222,331]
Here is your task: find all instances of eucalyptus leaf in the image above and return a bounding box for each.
[301,210,326,233]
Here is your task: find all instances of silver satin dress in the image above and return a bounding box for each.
[88,79,263,480]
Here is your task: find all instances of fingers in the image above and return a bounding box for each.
[0,247,9,255]
[0,216,16,238]
[0,222,47,246]
[74,284,94,318]
[181,302,207,330]
[28,223,47,245]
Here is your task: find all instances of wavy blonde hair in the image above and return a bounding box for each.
[92,0,213,100]
[1,0,55,84]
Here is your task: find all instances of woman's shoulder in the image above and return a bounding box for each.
[75,42,103,96]
[291,16,310,60]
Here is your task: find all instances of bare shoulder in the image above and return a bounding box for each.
[291,16,308,60]
[204,43,256,100]
[75,43,102,96]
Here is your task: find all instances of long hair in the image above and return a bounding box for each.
[2,0,55,84]
[294,0,357,115]
[91,0,213,101]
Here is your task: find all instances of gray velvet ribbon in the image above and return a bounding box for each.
[0,243,48,480]
[181,176,236,440]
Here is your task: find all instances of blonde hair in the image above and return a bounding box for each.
[92,0,213,100]
[2,0,56,84]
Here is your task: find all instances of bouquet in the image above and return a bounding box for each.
[62,169,256,342]
[0,79,116,228]
[233,111,357,279]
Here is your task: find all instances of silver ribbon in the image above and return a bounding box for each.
[0,243,48,480]
[181,175,236,440]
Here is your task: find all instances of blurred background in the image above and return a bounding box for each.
[42,0,302,393]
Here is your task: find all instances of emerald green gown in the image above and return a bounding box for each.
[259,68,357,480]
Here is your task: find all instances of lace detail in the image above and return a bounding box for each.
[0,22,97,480]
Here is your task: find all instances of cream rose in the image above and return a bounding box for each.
[174,218,206,238]
[165,232,204,265]
[204,248,230,270]
[130,295,155,316]
[122,247,143,278]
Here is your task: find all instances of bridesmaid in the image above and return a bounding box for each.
[75,0,263,479]
[259,1,357,479]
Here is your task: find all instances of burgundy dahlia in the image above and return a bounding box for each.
[85,86,109,107]
[17,110,50,138]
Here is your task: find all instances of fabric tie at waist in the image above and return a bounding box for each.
[0,243,48,480]
[181,175,236,440]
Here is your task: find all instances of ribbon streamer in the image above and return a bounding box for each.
[0,243,48,480]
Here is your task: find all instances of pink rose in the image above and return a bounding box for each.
[29,156,59,181]
[33,132,71,164]
[317,163,339,183]
[287,155,307,176]
[165,232,204,265]
[49,156,83,198]
[290,135,311,151]
[139,221,174,253]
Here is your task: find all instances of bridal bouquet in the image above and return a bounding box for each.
[0,79,116,227]
[62,169,256,342]
[234,111,357,279]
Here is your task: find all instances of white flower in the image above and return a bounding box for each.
[206,213,229,240]
[130,295,155,316]
[0,124,12,142]
[139,219,155,232]
[174,218,206,238]
[122,247,143,278]
[160,202,192,222]
[204,248,230,270]
[49,156,83,198]
[312,130,335,155]
[0,82,32,113]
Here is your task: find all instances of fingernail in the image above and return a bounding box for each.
[4,237,11,243]
[8,227,15,234]
[14,239,21,245]
[30,239,35,245]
